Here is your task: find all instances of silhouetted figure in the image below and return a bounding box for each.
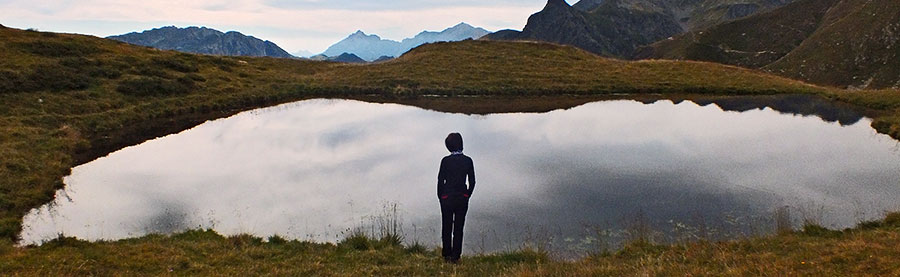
[437,132,475,263]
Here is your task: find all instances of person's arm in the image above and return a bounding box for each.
[466,158,475,197]
[437,158,446,199]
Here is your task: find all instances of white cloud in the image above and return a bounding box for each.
[0,0,554,53]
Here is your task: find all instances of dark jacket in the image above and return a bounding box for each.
[437,154,475,199]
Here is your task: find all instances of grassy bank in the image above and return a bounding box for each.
[4,213,900,275]
[2,25,900,274]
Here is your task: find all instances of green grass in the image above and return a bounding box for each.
[1,25,900,275]
[4,213,900,275]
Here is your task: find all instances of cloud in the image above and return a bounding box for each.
[0,0,551,52]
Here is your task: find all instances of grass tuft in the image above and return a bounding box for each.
[227,234,264,248]
[267,235,288,245]
[171,229,224,241]
[883,212,900,227]
[476,248,549,264]
[338,231,375,251]
[800,223,843,238]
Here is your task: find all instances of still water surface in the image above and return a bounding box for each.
[21,97,900,254]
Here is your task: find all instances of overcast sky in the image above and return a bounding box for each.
[0,0,577,54]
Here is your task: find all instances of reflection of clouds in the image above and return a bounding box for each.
[19,99,900,253]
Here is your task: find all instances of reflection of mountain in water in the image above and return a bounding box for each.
[649,95,864,126]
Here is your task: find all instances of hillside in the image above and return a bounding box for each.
[108,26,294,58]
[484,0,793,58]
[637,0,900,89]
[1,26,900,272]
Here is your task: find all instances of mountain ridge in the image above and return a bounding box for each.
[321,23,490,61]
[637,0,900,89]
[484,0,793,58]
[108,26,293,58]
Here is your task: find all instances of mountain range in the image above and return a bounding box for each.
[484,0,793,58]
[309,52,368,63]
[108,26,294,58]
[321,23,490,61]
[636,0,900,89]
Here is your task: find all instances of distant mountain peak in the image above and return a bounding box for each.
[321,23,490,61]
[545,0,571,8]
[347,30,381,40]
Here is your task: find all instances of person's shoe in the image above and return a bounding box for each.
[449,258,460,264]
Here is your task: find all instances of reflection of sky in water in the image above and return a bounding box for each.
[20,99,900,254]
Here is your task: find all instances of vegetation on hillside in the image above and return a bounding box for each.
[637,0,900,89]
[634,0,838,68]
[1,25,900,275]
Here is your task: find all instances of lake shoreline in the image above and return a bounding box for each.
[4,212,900,275]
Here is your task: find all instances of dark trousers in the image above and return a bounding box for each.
[440,197,469,260]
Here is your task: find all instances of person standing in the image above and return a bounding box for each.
[437,132,475,264]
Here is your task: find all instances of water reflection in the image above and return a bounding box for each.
[20,98,900,255]
[687,94,864,126]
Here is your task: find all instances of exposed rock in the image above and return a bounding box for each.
[638,0,900,89]
[725,4,761,20]
[485,0,795,58]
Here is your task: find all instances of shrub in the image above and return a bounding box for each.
[116,76,195,96]
[15,40,103,57]
[0,70,24,94]
[185,73,206,82]
[24,63,93,91]
[58,57,122,79]
[88,66,123,79]
[884,212,900,227]
[135,66,174,79]
[151,56,199,73]
[0,217,21,241]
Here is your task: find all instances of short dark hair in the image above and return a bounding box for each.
[445,133,463,152]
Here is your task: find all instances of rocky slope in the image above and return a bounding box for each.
[484,0,792,58]
[321,23,489,61]
[108,26,293,58]
[638,0,900,89]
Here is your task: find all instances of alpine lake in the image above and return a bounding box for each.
[20,95,900,256]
